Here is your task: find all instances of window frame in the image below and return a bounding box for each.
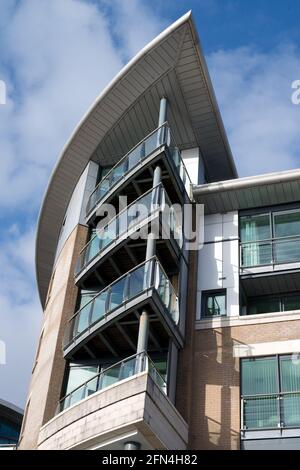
[201,289,227,318]
[240,207,300,268]
[240,354,300,431]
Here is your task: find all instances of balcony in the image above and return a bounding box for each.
[241,391,300,430]
[86,123,192,222]
[240,236,300,269]
[37,354,188,450]
[58,352,165,412]
[75,183,183,285]
[64,257,182,358]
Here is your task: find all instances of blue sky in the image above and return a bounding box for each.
[0,0,300,408]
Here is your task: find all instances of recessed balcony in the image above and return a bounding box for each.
[86,123,193,223]
[240,209,300,274]
[75,183,183,286]
[64,256,182,358]
[240,236,300,270]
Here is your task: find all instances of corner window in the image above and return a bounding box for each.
[240,208,300,267]
[202,290,226,318]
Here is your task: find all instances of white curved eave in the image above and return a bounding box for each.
[36,11,237,308]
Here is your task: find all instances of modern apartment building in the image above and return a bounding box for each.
[19,12,300,450]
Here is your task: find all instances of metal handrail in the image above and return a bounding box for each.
[86,121,193,217]
[240,234,300,268]
[76,182,183,277]
[58,351,167,413]
[80,184,160,257]
[69,257,155,324]
[65,255,179,348]
[87,123,168,209]
[241,391,300,431]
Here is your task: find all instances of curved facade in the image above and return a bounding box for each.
[19,11,237,450]
[29,9,300,451]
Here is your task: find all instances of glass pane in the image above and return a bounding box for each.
[128,264,146,298]
[274,238,300,263]
[96,177,110,202]
[65,365,98,395]
[109,278,126,311]
[75,303,91,335]
[282,394,300,427]
[69,386,85,407]
[127,144,142,170]
[119,358,136,380]
[85,235,100,264]
[240,214,271,242]
[144,130,158,154]
[241,242,272,267]
[127,191,152,229]
[204,292,226,317]
[244,396,279,429]
[241,357,278,395]
[274,211,300,238]
[152,358,167,380]
[248,297,280,315]
[280,356,300,392]
[90,291,107,324]
[86,377,98,397]
[79,291,97,309]
[283,295,300,312]
[156,269,171,310]
[100,364,121,389]
[110,162,124,186]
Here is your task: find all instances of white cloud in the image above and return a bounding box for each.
[208,44,300,176]
[0,0,164,408]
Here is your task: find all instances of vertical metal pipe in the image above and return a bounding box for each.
[152,165,162,188]
[158,97,168,127]
[157,97,168,146]
[136,311,149,355]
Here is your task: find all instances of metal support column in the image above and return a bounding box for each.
[157,97,168,146]
[124,441,141,450]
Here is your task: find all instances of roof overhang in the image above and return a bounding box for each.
[36,11,237,308]
[194,168,300,214]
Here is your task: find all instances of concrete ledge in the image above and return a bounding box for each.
[37,372,188,450]
[196,310,300,330]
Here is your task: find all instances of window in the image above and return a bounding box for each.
[246,293,300,316]
[240,208,300,267]
[202,290,226,318]
[241,355,300,430]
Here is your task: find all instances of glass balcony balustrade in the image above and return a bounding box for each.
[242,392,300,430]
[240,236,300,268]
[75,183,183,278]
[86,123,193,218]
[64,256,179,349]
[58,352,167,413]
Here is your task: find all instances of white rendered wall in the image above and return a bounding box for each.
[181,147,205,185]
[196,211,240,319]
[54,161,99,265]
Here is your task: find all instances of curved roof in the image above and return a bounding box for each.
[36,11,237,308]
